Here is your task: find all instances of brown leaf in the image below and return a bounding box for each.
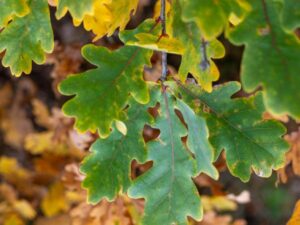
[277,128,300,183]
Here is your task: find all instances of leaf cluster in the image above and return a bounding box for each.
[1,0,299,224]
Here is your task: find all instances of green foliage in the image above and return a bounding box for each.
[171,0,225,93]
[281,0,300,30]
[80,98,154,203]
[0,0,299,224]
[177,99,218,179]
[59,44,152,138]
[120,19,184,55]
[55,0,94,21]
[227,0,300,120]
[129,91,202,225]
[177,82,289,182]
[0,0,53,76]
[179,0,246,40]
[0,0,29,28]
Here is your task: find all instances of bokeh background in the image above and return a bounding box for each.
[0,1,299,225]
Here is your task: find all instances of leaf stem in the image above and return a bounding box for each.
[160,0,168,81]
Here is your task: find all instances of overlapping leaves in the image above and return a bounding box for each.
[128,91,204,225]
[176,81,289,182]
[81,98,154,203]
[0,0,297,224]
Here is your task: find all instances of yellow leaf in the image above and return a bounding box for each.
[4,214,24,225]
[25,131,69,155]
[127,33,185,55]
[0,157,31,181]
[13,200,36,220]
[77,0,139,41]
[31,99,51,128]
[76,0,112,41]
[288,200,300,225]
[107,0,139,35]
[41,182,69,217]
[202,196,237,212]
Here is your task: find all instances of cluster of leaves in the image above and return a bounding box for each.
[0,0,300,224]
[0,47,248,225]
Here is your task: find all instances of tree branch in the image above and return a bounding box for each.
[160,0,168,81]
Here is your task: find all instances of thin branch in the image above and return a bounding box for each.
[160,0,168,81]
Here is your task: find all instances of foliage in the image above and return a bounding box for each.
[0,0,299,224]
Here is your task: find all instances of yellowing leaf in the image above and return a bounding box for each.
[55,0,94,21]
[202,196,237,212]
[0,157,31,182]
[41,182,69,217]
[0,0,29,28]
[171,0,225,92]
[227,0,300,120]
[13,200,36,220]
[75,0,138,41]
[180,0,248,40]
[120,19,184,55]
[74,0,112,41]
[107,0,139,35]
[0,0,54,76]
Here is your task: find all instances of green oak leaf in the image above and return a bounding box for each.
[0,0,54,76]
[171,0,225,92]
[177,99,218,179]
[81,95,157,203]
[0,0,29,28]
[129,90,202,225]
[55,0,94,21]
[227,0,300,119]
[179,0,246,40]
[177,81,289,182]
[59,44,152,138]
[281,0,300,30]
[120,19,184,55]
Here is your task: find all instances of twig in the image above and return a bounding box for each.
[160,0,168,82]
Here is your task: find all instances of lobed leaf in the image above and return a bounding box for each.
[80,97,155,203]
[0,0,29,28]
[59,44,152,138]
[120,19,185,55]
[0,0,54,76]
[227,0,300,120]
[177,99,218,179]
[177,81,289,182]
[75,0,139,41]
[129,90,204,225]
[55,0,94,21]
[171,0,225,92]
[179,0,248,40]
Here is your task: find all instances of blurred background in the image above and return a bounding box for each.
[0,1,299,224]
